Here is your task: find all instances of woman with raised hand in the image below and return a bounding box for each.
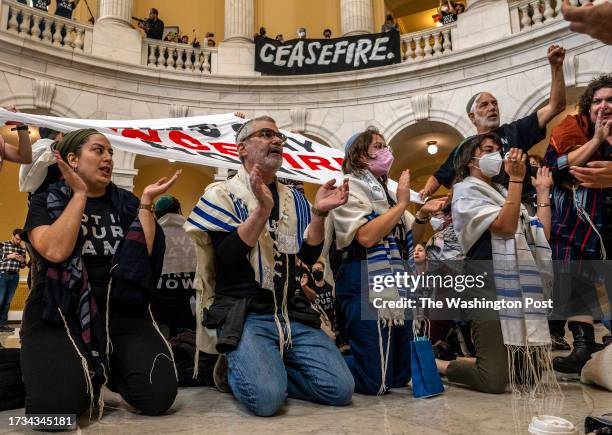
[440,132,557,395]
[20,128,180,423]
[330,126,446,395]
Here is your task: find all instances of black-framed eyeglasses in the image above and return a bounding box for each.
[243,128,287,143]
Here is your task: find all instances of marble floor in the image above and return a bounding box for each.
[1,328,612,435]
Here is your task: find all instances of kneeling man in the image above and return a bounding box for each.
[185,116,354,416]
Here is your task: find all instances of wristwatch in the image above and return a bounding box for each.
[139,203,154,213]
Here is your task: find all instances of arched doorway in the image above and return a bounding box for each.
[388,120,464,195]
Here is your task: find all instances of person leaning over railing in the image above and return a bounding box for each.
[438,133,558,395]
[19,129,179,421]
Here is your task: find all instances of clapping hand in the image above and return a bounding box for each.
[531,166,553,193]
[53,150,88,196]
[250,164,274,213]
[141,170,181,204]
[314,179,349,213]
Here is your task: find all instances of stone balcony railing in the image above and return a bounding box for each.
[1,0,92,52]
[0,0,602,79]
[401,24,455,62]
[142,38,216,74]
[509,0,593,33]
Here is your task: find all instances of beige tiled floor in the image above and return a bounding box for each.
[1,380,611,434]
[1,326,611,434]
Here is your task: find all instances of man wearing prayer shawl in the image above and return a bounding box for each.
[184,116,354,417]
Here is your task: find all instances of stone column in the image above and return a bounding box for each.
[97,0,133,26]
[223,0,253,42]
[111,150,138,192]
[92,0,141,64]
[341,0,373,36]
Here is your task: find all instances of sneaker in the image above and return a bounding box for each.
[0,325,14,333]
[213,354,230,393]
[551,334,571,351]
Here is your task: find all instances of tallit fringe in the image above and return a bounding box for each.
[57,308,98,422]
[148,305,179,382]
[506,344,562,398]
[376,316,392,396]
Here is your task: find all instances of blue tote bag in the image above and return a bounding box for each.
[410,335,445,398]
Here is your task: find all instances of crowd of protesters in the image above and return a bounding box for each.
[0,2,610,424]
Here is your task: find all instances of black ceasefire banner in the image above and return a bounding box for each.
[254,30,401,75]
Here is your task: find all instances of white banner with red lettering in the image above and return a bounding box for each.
[0,110,345,183]
[0,109,422,202]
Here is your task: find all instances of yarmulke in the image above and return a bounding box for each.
[155,195,177,214]
[466,93,482,114]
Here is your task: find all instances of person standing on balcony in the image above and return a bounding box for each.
[32,0,50,12]
[139,8,164,40]
[0,229,27,333]
[54,0,79,19]
[419,44,567,202]
[381,12,399,33]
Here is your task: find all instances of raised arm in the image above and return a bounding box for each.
[237,165,274,247]
[537,45,566,129]
[139,170,181,255]
[489,149,525,238]
[356,170,410,249]
[566,110,610,167]
[531,166,553,239]
[305,178,349,246]
[28,151,87,263]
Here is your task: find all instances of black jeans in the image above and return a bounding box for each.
[20,301,177,417]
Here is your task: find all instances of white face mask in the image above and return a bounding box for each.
[430,216,445,231]
[474,151,503,178]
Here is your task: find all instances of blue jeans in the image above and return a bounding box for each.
[335,260,413,395]
[0,272,19,325]
[225,313,354,416]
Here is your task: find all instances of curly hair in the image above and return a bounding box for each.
[578,74,612,117]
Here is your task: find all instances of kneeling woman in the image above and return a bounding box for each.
[21,129,180,419]
[330,127,444,395]
[439,133,557,394]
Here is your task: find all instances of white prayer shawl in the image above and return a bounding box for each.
[183,167,311,358]
[19,138,55,193]
[330,170,415,325]
[453,176,559,395]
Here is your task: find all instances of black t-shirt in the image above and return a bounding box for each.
[209,183,322,312]
[434,112,545,197]
[23,189,125,306]
[313,282,335,323]
[32,0,49,11]
[54,0,76,18]
[155,272,195,308]
[440,11,457,25]
[145,18,164,40]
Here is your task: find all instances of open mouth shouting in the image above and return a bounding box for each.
[99,165,112,177]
